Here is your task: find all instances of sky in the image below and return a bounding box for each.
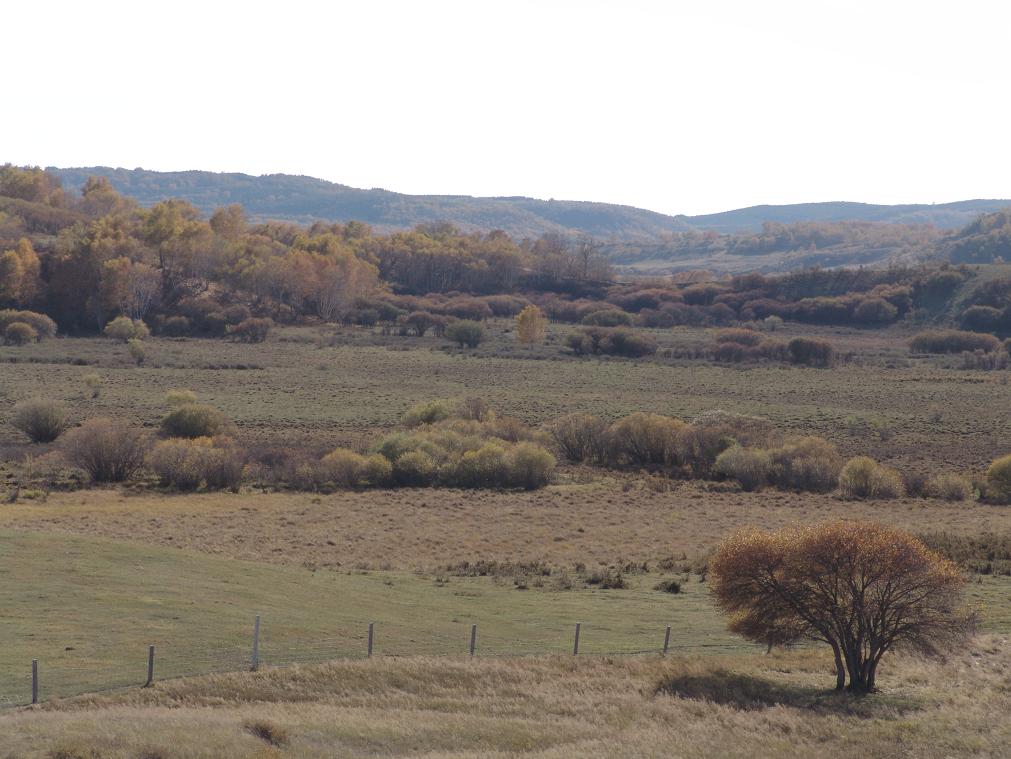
[6,0,1011,216]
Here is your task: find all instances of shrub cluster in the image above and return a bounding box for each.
[565,327,658,357]
[4,321,38,345]
[148,436,244,491]
[159,404,236,439]
[787,337,835,367]
[104,316,150,342]
[986,454,1011,504]
[228,317,272,343]
[444,320,484,348]
[910,330,1002,354]
[0,310,57,339]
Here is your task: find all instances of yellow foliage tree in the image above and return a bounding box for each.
[515,304,548,345]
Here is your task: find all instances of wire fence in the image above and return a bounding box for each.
[1,615,759,709]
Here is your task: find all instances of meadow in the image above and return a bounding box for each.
[0,322,1009,756]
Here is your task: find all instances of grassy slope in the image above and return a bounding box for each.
[2,640,1009,758]
[0,530,747,707]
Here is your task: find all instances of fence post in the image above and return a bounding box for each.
[31,660,38,705]
[251,614,261,671]
[367,622,374,658]
[469,624,477,657]
[144,645,155,687]
[663,626,671,656]
[573,623,581,656]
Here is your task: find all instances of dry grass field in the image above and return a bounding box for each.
[0,323,1009,756]
[2,639,1009,758]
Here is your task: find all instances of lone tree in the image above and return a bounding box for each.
[710,520,976,692]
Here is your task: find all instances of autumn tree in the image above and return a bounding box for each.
[515,304,548,345]
[0,239,42,306]
[101,257,161,320]
[710,520,976,692]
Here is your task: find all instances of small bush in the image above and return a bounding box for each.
[714,446,772,491]
[910,329,1001,354]
[159,403,235,439]
[768,436,842,492]
[83,372,103,398]
[581,308,633,327]
[838,456,904,499]
[568,327,657,358]
[787,337,834,367]
[853,297,898,324]
[12,399,70,443]
[60,418,149,482]
[0,309,56,339]
[606,413,685,466]
[244,719,289,747]
[4,321,37,345]
[550,413,609,463]
[402,399,455,427]
[104,316,149,342]
[448,442,508,488]
[148,436,244,491]
[925,473,973,502]
[127,338,146,365]
[161,315,192,336]
[714,328,762,346]
[505,442,556,489]
[392,449,438,486]
[654,578,682,594]
[445,320,484,348]
[229,317,272,343]
[404,311,439,336]
[363,453,393,486]
[985,454,1011,504]
[320,448,369,487]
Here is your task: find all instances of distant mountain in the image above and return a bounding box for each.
[687,200,1011,234]
[47,167,694,241]
[50,167,1011,242]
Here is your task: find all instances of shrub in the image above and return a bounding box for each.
[445,320,484,348]
[787,337,834,367]
[960,305,1003,332]
[162,315,192,336]
[985,454,1011,504]
[853,297,899,324]
[83,372,103,398]
[127,338,146,365]
[404,311,439,336]
[910,330,1001,354]
[549,413,609,463]
[654,579,682,594]
[319,448,369,487]
[148,436,244,491]
[581,308,633,327]
[12,399,71,443]
[925,473,973,502]
[392,449,438,486]
[606,413,684,466]
[448,442,508,488]
[762,315,784,331]
[223,304,252,325]
[838,456,905,499]
[0,309,56,339]
[60,418,149,482]
[768,436,842,492]
[104,316,149,342]
[714,446,772,491]
[515,305,549,345]
[363,454,393,486]
[159,403,235,439]
[568,327,657,357]
[714,328,762,346]
[4,321,37,345]
[229,317,272,343]
[505,442,556,489]
[402,399,455,427]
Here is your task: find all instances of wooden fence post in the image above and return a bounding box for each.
[144,645,155,687]
[251,614,261,671]
[663,626,671,656]
[31,659,38,705]
[368,622,374,658]
[469,624,477,657]
[573,623,581,656]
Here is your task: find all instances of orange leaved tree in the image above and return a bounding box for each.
[710,520,976,692]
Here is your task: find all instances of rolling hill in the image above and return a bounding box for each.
[47,166,1011,242]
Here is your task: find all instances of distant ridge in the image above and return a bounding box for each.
[47,166,1011,242]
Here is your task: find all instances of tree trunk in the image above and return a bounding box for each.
[830,642,846,691]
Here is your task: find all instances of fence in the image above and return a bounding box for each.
[3,614,757,708]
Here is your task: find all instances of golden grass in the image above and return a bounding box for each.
[4,479,1009,574]
[2,638,1008,758]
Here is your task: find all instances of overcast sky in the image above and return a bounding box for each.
[6,0,1010,216]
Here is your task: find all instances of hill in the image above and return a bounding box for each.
[47,167,1011,242]
[47,166,695,241]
